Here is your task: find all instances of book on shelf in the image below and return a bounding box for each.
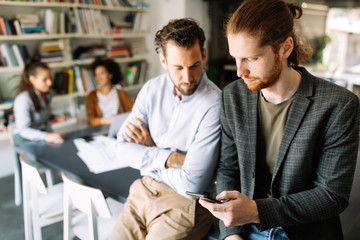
[119,0,132,7]
[123,61,148,86]
[7,19,22,36]
[72,8,84,34]
[111,20,132,34]
[0,43,18,67]
[62,68,75,94]
[73,45,107,60]
[12,45,25,67]
[124,65,138,86]
[13,19,23,35]
[38,39,65,63]
[71,8,111,35]
[53,71,68,95]
[125,0,150,8]
[15,13,40,25]
[129,39,147,56]
[80,67,97,92]
[0,18,12,35]
[0,17,7,36]
[107,42,130,58]
[52,68,75,95]
[132,12,150,33]
[73,65,85,92]
[0,44,29,67]
[42,8,67,34]
[15,13,44,34]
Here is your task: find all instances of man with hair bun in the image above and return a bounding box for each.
[199,0,359,240]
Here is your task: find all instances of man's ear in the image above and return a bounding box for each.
[280,36,294,59]
[202,48,207,62]
[159,53,167,69]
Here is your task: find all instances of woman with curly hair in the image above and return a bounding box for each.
[86,58,133,126]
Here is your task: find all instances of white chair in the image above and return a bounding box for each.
[20,153,64,240]
[9,123,54,206]
[62,172,123,240]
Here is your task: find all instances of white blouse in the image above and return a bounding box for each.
[96,87,119,117]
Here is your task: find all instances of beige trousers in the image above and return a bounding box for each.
[110,176,213,240]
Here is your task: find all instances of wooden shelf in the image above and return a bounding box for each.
[0,103,13,111]
[0,32,150,42]
[0,1,149,12]
[0,53,149,73]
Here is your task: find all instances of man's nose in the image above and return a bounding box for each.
[237,62,247,78]
[183,68,191,83]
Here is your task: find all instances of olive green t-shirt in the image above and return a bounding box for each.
[254,92,295,198]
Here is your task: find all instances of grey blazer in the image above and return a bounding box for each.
[216,67,359,240]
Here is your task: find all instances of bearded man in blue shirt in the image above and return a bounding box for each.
[110,18,221,240]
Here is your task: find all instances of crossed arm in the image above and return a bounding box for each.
[123,117,186,168]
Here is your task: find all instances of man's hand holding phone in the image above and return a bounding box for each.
[198,190,260,228]
[185,191,222,204]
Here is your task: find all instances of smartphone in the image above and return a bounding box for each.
[185,191,222,204]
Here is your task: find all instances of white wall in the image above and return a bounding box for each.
[146,0,210,78]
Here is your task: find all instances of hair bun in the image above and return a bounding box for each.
[287,3,303,19]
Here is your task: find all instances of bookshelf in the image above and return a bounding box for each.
[0,0,150,134]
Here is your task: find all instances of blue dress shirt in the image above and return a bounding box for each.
[115,71,221,198]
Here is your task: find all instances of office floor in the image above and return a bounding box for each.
[1,171,360,240]
[0,174,63,240]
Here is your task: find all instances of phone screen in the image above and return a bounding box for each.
[185,191,222,204]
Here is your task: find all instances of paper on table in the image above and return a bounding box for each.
[73,135,128,174]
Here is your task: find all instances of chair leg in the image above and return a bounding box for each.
[88,203,98,240]
[22,181,33,240]
[15,153,22,206]
[64,188,73,240]
[31,193,42,240]
[45,169,54,187]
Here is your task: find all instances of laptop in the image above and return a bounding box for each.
[108,112,131,139]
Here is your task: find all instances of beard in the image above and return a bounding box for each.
[243,54,283,92]
[173,81,200,96]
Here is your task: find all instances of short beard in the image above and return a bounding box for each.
[245,54,283,92]
[174,82,199,96]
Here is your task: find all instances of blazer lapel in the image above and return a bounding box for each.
[272,68,313,179]
[247,89,259,193]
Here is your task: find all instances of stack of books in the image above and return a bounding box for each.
[107,41,130,58]
[38,40,64,63]
[129,39,147,56]
[75,45,107,60]
[15,13,44,34]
